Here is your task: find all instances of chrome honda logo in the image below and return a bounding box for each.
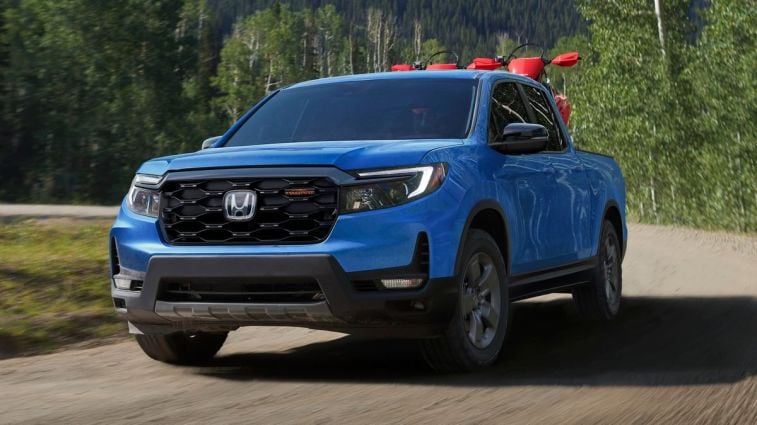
[223,190,257,221]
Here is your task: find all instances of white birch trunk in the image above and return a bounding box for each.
[654,0,666,58]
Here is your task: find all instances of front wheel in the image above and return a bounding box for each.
[135,331,228,365]
[420,229,509,372]
[573,220,622,320]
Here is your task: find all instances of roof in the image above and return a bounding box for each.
[287,69,535,90]
[287,69,538,88]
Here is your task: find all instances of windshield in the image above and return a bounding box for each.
[224,78,478,146]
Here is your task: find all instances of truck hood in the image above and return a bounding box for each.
[137,139,463,175]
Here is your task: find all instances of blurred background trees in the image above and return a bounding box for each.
[0,0,754,231]
[571,0,755,231]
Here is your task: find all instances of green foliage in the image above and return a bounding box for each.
[0,219,123,356]
[314,4,349,76]
[1,0,226,203]
[420,39,447,62]
[0,0,582,205]
[496,33,520,59]
[547,35,590,97]
[208,0,585,60]
[0,1,753,232]
[573,0,672,224]
[681,0,756,231]
[212,4,329,121]
[572,0,755,231]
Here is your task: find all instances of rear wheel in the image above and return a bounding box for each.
[420,229,508,372]
[573,220,622,320]
[135,331,228,365]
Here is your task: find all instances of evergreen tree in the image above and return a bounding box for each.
[1,0,201,202]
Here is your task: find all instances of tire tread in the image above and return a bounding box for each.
[573,220,622,320]
[135,332,227,365]
[419,229,508,372]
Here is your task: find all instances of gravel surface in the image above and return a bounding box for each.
[0,223,755,424]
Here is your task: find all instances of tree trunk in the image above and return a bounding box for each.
[348,32,354,74]
[413,20,422,61]
[654,0,666,59]
[265,60,274,93]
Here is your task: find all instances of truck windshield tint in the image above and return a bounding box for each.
[224,78,478,146]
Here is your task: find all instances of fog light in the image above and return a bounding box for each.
[380,278,424,289]
[113,277,132,290]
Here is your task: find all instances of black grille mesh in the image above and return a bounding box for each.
[158,278,323,303]
[160,177,338,244]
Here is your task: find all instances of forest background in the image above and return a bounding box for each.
[1,0,754,231]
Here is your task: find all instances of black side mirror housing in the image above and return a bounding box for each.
[201,136,222,150]
[492,123,549,154]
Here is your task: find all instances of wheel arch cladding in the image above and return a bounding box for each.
[603,201,624,256]
[455,202,510,276]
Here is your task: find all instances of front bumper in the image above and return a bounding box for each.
[113,254,457,337]
[110,166,470,336]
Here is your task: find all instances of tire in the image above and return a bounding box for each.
[135,331,228,365]
[420,229,509,372]
[573,220,622,320]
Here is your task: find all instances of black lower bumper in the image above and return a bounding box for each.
[112,255,458,337]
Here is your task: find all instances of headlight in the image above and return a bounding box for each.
[341,163,447,213]
[126,174,162,217]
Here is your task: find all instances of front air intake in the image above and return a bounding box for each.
[110,237,120,276]
[158,278,323,303]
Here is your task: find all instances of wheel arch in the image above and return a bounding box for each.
[455,201,511,276]
[602,200,625,258]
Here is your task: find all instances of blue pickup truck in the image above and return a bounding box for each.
[110,70,626,371]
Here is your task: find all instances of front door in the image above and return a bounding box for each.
[488,81,558,275]
[521,84,592,264]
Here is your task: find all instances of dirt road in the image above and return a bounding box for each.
[1,223,755,424]
[0,204,119,219]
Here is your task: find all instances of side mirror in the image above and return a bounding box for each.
[492,123,548,154]
[201,136,222,150]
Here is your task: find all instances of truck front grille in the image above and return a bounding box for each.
[159,177,338,244]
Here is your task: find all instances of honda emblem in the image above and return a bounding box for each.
[223,190,257,221]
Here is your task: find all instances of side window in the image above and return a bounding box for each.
[522,85,566,151]
[488,82,530,143]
